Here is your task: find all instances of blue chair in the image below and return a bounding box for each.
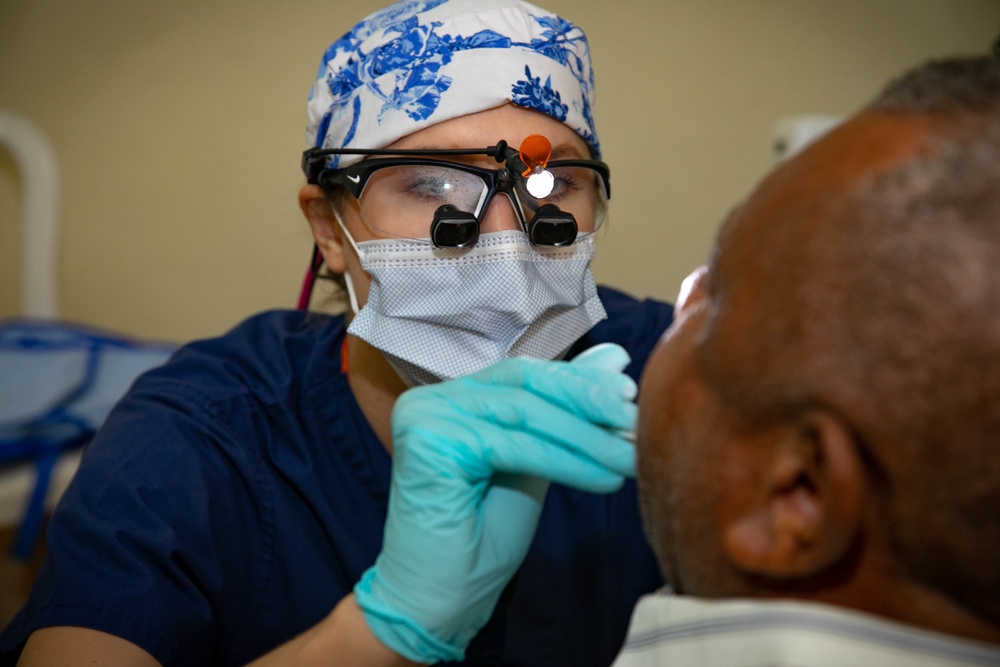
[0,111,175,558]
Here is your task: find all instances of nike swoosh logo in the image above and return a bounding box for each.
[347,174,360,183]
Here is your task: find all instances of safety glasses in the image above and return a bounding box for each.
[302,137,610,248]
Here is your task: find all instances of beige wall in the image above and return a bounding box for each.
[1,0,997,342]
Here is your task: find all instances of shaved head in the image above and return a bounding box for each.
[637,56,1000,642]
[702,56,1000,623]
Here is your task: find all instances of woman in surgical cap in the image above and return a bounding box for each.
[0,1,674,665]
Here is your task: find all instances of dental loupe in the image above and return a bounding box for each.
[302,134,606,248]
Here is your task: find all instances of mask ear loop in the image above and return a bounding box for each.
[342,271,360,318]
[330,204,363,316]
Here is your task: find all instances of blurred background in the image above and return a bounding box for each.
[1,0,998,343]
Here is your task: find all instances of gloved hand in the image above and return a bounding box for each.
[353,343,638,664]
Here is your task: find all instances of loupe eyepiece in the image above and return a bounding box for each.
[431,205,480,248]
[527,204,578,247]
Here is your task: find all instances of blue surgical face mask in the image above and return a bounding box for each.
[336,214,607,386]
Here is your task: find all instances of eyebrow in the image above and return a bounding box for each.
[400,142,588,161]
[718,206,741,236]
[550,144,588,160]
[713,206,743,252]
[704,206,742,292]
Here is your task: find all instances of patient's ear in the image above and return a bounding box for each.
[299,184,346,274]
[722,410,866,579]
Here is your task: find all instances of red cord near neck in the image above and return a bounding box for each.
[297,266,315,311]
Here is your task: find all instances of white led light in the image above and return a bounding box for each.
[525,169,555,198]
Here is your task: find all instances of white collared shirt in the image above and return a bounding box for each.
[613,592,1000,666]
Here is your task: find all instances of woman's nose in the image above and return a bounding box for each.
[478,193,523,234]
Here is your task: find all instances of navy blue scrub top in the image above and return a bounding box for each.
[0,286,674,667]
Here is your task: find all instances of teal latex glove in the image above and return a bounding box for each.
[353,343,638,664]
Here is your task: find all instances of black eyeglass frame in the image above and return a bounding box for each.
[311,155,609,200]
[301,142,611,248]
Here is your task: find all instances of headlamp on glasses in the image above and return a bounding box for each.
[301,135,610,249]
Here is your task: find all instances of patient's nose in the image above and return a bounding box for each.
[676,266,708,314]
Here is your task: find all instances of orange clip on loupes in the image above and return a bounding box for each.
[518,134,552,177]
[518,134,556,198]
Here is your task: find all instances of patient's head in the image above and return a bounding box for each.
[636,55,1000,643]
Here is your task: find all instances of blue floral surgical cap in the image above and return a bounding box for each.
[305,0,599,168]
